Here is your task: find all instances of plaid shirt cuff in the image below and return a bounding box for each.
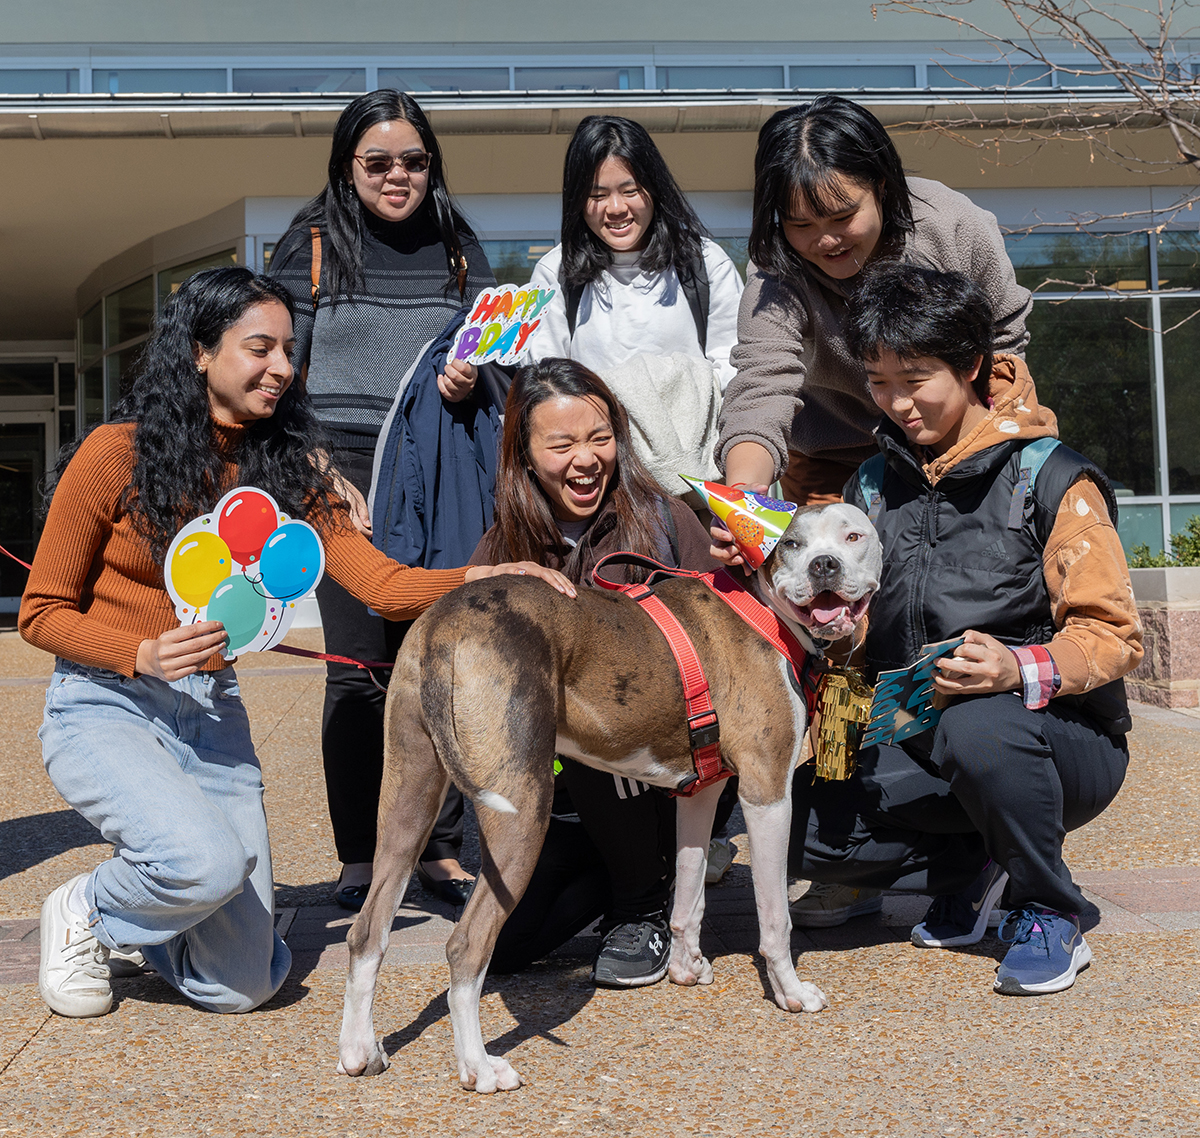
[1010,645,1061,710]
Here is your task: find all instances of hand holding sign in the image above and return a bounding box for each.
[452,285,556,366]
[163,486,326,658]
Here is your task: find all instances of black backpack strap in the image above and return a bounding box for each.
[564,279,584,339]
[678,249,710,353]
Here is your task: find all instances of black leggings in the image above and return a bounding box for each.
[316,445,463,867]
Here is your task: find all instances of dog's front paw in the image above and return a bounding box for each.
[337,1039,389,1076]
[459,1054,524,1093]
[668,954,713,986]
[776,980,828,1014]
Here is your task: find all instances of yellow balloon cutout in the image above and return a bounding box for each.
[169,531,233,607]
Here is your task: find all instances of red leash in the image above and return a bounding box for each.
[0,542,32,571]
[3,542,393,690]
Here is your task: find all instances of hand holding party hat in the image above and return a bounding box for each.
[679,476,798,569]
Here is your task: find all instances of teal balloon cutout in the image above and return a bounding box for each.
[207,575,268,654]
[258,523,322,600]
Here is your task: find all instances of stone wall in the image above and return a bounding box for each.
[1126,568,1200,709]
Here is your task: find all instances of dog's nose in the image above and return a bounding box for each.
[809,554,842,583]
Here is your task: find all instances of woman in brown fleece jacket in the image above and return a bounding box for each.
[20,268,571,1021]
[717,95,1031,506]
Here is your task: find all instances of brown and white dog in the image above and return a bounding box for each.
[337,502,882,1092]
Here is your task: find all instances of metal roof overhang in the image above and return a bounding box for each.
[0,87,1158,140]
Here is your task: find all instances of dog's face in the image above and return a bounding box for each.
[758,502,882,641]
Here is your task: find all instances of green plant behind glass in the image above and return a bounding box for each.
[1128,515,1200,567]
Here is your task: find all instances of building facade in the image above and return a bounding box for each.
[2,1,1198,610]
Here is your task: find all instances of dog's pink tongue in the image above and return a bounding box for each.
[808,591,848,625]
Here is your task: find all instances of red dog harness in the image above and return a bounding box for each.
[593,553,823,797]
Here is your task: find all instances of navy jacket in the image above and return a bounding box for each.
[371,308,507,570]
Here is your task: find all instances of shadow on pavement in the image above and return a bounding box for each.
[0,809,104,880]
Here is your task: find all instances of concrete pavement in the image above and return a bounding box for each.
[2,628,1199,1137]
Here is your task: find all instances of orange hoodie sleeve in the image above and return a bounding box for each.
[1042,476,1143,695]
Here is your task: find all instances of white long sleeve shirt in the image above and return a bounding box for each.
[524,238,744,390]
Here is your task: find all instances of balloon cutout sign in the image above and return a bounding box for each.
[164,486,325,658]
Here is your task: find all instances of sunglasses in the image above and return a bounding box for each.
[353,152,431,178]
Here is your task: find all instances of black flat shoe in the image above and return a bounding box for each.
[416,863,476,906]
[334,880,371,912]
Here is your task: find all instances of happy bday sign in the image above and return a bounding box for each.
[452,285,556,365]
[164,486,325,658]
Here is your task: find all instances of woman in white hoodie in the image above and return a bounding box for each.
[524,115,744,492]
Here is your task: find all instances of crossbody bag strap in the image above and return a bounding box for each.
[309,226,322,312]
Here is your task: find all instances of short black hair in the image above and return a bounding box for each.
[846,262,994,400]
[749,95,914,287]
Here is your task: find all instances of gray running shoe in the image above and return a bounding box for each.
[592,916,670,988]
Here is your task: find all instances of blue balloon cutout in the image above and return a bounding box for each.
[207,575,268,654]
[258,523,322,600]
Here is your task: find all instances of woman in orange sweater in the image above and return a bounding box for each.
[20,267,571,1020]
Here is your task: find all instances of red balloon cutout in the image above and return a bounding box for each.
[218,491,278,564]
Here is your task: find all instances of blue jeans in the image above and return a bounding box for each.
[39,660,291,1013]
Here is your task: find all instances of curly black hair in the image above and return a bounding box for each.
[50,267,340,562]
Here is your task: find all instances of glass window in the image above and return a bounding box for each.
[106,347,143,410]
[92,68,227,94]
[0,68,79,94]
[927,64,1052,89]
[479,240,556,287]
[1159,298,1200,493]
[58,362,75,404]
[157,249,238,309]
[233,68,365,93]
[657,65,783,89]
[58,409,77,454]
[0,361,55,397]
[1004,232,1150,292]
[713,236,750,280]
[262,242,277,273]
[105,276,154,348]
[0,423,46,600]
[1170,503,1200,538]
[515,67,644,91]
[1118,504,1164,557]
[381,67,510,92]
[80,303,102,367]
[1026,298,1158,495]
[1156,232,1200,290]
[790,65,915,89]
[81,364,104,427]
[1055,69,1122,88]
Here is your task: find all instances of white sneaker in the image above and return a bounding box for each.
[789,882,883,928]
[704,838,736,885]
[39,875,113,1017]
[107,947,150,978]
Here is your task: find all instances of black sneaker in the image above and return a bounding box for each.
[911,859,1009,948]
[591,916,670,988]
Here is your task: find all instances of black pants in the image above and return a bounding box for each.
[316,446,463,866]
[492,773,740,973]
[789,691,1128,915]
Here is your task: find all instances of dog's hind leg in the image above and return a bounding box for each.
[338,677,450,1077]
[445,777,551,1093]
[742,790,828,1013]
[668,780,723,987]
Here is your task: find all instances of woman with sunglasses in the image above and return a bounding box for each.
[271,90,495,911]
